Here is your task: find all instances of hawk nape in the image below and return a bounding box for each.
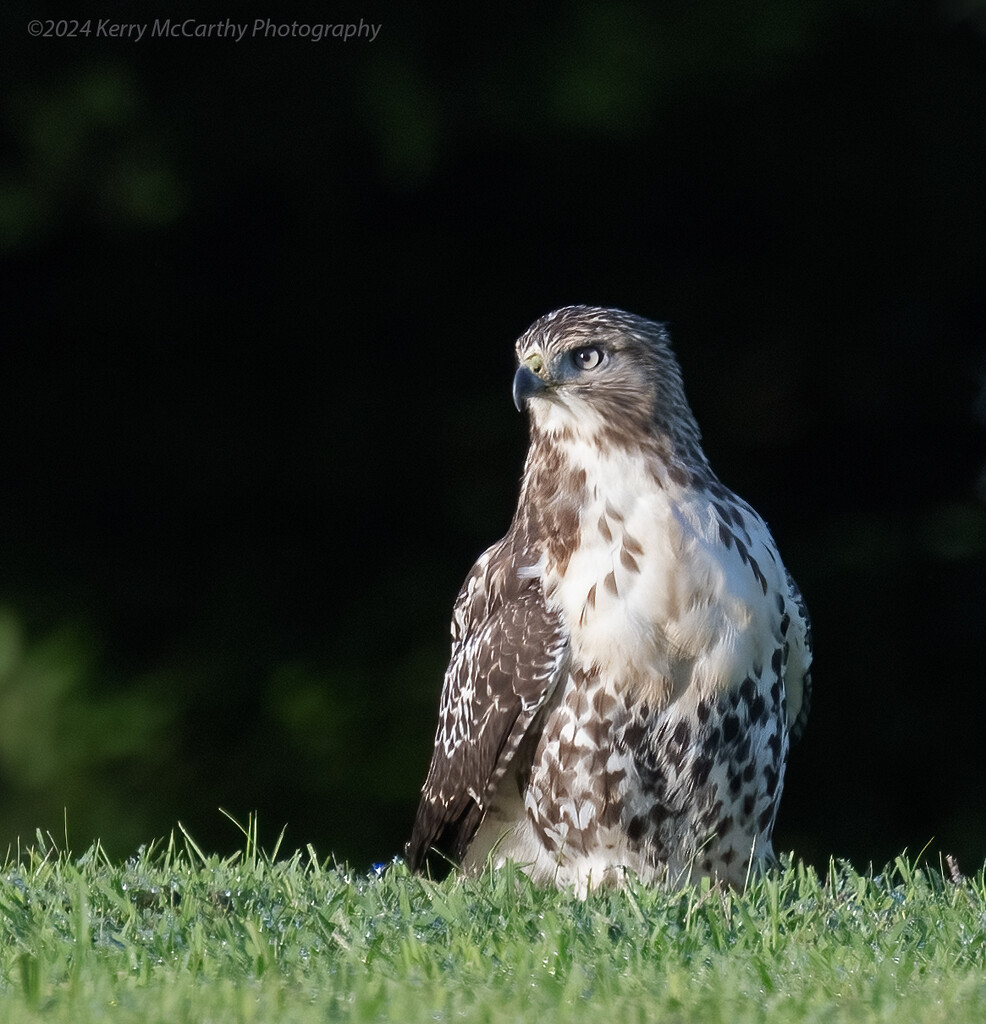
[406,306,812,893]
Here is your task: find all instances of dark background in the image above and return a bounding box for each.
[1,1,984,872]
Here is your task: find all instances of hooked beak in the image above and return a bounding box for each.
[512,364,547,411]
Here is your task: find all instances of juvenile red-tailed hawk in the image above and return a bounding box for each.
[406,306,812,891]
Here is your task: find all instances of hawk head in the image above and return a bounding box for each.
[511,306,703,456]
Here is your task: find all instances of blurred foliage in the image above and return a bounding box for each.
[0,608,172,850]
[0,0,984,869]
[0,65,185,250]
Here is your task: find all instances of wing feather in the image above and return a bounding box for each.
[405,533,568,871]
[784,569,813,745]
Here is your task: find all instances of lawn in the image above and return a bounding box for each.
[0,821,984,1023]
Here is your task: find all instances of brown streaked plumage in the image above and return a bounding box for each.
[406,306,812,893]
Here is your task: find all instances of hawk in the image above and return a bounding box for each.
[406,306,812,892]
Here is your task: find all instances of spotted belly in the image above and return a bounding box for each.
[463,650,790,893]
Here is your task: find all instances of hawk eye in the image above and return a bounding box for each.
[571,346,603,371]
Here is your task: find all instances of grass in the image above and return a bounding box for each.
[0,822,984,1023]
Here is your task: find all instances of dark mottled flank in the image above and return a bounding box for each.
[591,642,789,878]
